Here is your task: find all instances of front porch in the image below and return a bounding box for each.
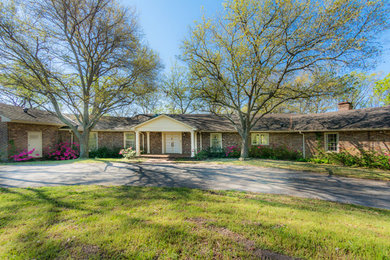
[134,115,201,157]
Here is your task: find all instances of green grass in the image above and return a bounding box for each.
[0,186,389,259]
[0,158,144,165]
[175,158,390,181]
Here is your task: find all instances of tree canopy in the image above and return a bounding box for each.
[0,0,161,157]
[182,0,390,159]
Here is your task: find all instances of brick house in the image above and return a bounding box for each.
[0,102,390,160]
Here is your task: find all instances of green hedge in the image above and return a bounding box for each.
[89,147,122,158]
[311,150,390,170]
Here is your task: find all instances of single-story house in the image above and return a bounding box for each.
[0,102,389,160]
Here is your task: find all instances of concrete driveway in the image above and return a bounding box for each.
[0,161,389,210]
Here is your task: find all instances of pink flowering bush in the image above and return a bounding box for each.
[225,146,241,158]
[45,142,79,160]
[119,147,136,159]
[9,148,39,162]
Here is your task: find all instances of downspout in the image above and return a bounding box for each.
[299,131,306,159]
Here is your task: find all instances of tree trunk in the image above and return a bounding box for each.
[240,130,250,161]
[78,132,90,159]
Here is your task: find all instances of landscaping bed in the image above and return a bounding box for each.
[0,186,389,259]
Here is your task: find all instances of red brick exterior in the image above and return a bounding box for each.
[0,121,8,160]
[7,123,59,156]
[58,130,73,144]
[304,131,390,156]
[182,132,191,155]
[97,132,124,149]
[150,132,162,154]
[2,122,390,159]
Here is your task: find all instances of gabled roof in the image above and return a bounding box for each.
[0,103,66,125]
[1,102,389,132]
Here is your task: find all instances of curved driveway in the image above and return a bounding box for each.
[0,161,389,209]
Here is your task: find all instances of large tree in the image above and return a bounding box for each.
[0,0,160,157]
[274,71,382,113]
[375,73,390,105]
[161,63,200,114]
[182,0,390,159]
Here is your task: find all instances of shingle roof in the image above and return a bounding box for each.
[1,102,389,132]
[92,115,153,131]
[0,103,66,125]
[159,106,390,131]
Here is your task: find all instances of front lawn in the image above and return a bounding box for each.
[0,158,143,166]
[0,186,389,259]
[175,158,390,181]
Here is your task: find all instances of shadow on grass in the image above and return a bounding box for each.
[1,186,389,259]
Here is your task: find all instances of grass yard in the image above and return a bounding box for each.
[0,158,143,166]
[0,186,389,259]
[175,158,390,181]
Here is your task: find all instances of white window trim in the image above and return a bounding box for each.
[123,132,135,149]
[324,132,339,152]
[251,132,269,146]
[210,133,223,149]
[89,132,98,151]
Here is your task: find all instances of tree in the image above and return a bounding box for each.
[0,0,161,158]
[375,73,390,105]
[274,71,382,113]
[161,63,199,114]
[182,0,390,159]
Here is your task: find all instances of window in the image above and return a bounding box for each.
[325,133,339,152]
[251,133,269,145]
[124,132,135,149]
[210,133,222,151]
[89,132,98,151]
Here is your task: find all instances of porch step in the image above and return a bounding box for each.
[138,154,190,159]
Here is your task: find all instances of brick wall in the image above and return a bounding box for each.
[269,133,304,152]
[98,132,124,149]
[222,132,242,147]
[200,132,210,150]
[58,131,73,144]
[182,132,191,155]
[150,132,162,154]
[199,132,242,150]
[7,123,59,155]
[0,122,8,160]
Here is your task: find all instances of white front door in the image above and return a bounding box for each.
[28,131,42,158]
[165,133,182,154]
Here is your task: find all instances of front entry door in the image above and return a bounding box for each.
[165,133,182,154]
[28,131,42,158]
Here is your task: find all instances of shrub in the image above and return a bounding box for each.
[9,148,39,162]
[119,147,136,159]
[194,150,209,160]
[249,145,303,161]
[45,142,79,160]
[208,147,226,158]
[89,147,122,158]
[311,149,390,170]
[225,145,241,158]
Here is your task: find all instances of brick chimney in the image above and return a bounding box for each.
[338,102,353,111]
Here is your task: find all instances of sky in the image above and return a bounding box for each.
[122,0,390,76]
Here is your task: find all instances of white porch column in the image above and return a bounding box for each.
[147,132,150,154]
[194,132,198,153]
[135,131,140,156]
[200,132,203,150]
[190,130,195,157]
